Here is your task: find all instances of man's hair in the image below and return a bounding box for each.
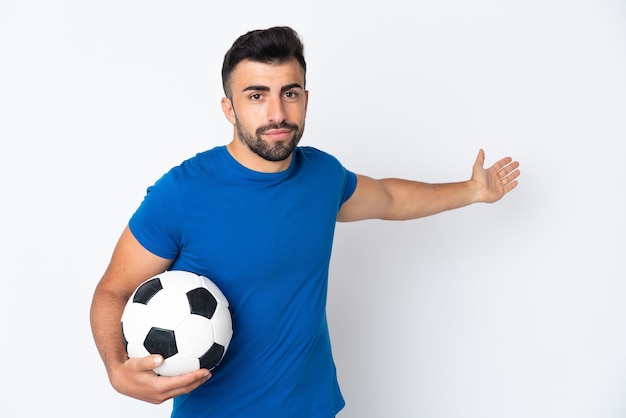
[221,26,306,98]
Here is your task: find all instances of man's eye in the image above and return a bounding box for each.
[250,93,263,101]
[284,91,298,99]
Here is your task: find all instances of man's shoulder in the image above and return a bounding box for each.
[148,146,225,190]
[166,146,226,175]
[183,145,225,166]
[294,146,353,183]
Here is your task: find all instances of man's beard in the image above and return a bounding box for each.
[236,119,304,162]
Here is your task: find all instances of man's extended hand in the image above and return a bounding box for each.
[472,149,520,203]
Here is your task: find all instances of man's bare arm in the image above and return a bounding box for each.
[90,226,212,404]
[337,149,520,222]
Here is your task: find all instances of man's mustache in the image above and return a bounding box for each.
[256,122,299,135]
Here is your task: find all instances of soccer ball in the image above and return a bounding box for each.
[121,270,233,377]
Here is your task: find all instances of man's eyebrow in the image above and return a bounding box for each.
[242,85,270,92]
[280,83,304,93]
[241,83,304,93]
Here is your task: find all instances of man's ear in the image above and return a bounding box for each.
[221,97,236,125]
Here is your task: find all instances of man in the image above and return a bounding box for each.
[90,26,520,417]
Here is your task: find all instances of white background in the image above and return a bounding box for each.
[1,1,625,417]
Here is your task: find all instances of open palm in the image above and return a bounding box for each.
[472,149,520,203]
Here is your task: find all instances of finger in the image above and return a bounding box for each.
[125,354,163,373]
[503,179,519,193]
[158,369,212,399]
[502,167,521,183]
[177,369,212,393]
[491,156,514,172]
[501,169,520,191]
[497,161,520,178]
[148,355,165,371]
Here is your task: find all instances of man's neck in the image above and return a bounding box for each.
[226,140,292,173]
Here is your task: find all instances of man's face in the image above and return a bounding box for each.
[223,59,308,163]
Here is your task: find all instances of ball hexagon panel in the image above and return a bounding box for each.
[144,288,194,330]
[159,270,204,292]
[126,342,150,359]
[211,304,234,346]
[121,302,156,345]
[175,314,214,358]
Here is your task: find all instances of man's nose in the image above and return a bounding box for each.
[266,96,286,123]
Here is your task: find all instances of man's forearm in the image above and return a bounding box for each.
[90,283,130,376]
[377,178,481,220]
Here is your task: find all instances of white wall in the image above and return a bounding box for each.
[1,1,625,417]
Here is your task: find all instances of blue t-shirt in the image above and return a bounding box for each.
[129,146,357,417]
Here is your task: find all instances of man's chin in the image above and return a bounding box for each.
[257,147,294,162]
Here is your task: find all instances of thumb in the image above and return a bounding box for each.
[145,354,163,370]
[474,148,485,168]
[125,354,163,372]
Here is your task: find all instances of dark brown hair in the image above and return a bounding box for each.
[221,26,306,98]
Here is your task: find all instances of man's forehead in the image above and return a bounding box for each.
[230,59,305,90]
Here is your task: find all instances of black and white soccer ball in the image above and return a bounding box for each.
[121,270,233,377]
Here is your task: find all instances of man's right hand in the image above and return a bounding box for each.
[108,355,212,404]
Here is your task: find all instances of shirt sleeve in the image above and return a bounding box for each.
[341,168,357,205]
[128,171,183,260]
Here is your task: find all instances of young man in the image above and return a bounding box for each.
[90,26,520,417]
